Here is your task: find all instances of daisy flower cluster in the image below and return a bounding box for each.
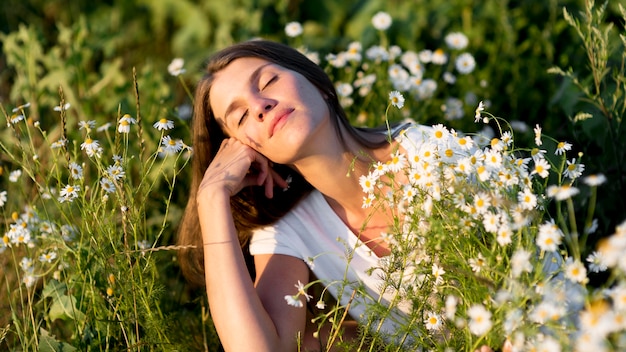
[314,11,482,126]
[343,100,625,350]
[1,96,191,347]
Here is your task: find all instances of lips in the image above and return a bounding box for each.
[268,108,294,137]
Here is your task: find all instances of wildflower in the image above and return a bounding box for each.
[432,263,445,285]
[546,184,579,201]
[475,101,485,122]
[106,164,125,180]
[531,158,551,178]
[9,169,22,183]
[10,114,24,124]
[161,135,184,154]
[561,159,584,180]
[362,194,375,208]
[152,118,175,131]
[564,258,588,283]
[455,53,476,74]
[100,178,116,194]
[586,251,607,273]
[0,190,6,207]
[496,226,513,246]
[97,122,112,132]
[536,221,563,252]
[168,58,186,76]
[608,284,626,311]
[68,162,83,180]
[81,138,103,157]
[316,300,326,310]
[443,72,456,84]
[388,90,405,109]
[555,141,572,155]
[583,173,607,187]
[284,295,303,308]
[371,11,392,31]
[468,253,486,273]
[445,32,469,50]
[118,114,136,133]
[431,124,450,143]
[511,249,533,277]
[371,161,387,177]
[284,21,303,37]
[424,311,443,331]
[359,173,376,193]
[51,138,67,149]
[78,120,96,131]
[294,280,313,302]
[59,184,80,203]
[534,124,543,146]
[484,149,503,170]
[39,251,57,264]
[445,295,458,319]
[473,192,491,214]
[53,103,71,112]
[11,102,31,112]
[467,304,493,336]
[23,274,36,288]
[518,188,537,210]
[530,301,562,324]
[336,83,353,98]
[386,151,406,173]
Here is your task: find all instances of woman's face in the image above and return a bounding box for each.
[209,57,331,165]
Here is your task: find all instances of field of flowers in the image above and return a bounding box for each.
[1,0,625,350]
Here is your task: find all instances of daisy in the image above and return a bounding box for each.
[431,49,447,65]
[39,251,57,264]
[345,41,362,62]
[531,158,551,178]
[511,249,533,277]
[371,161,387,177]
[432,263,445,285]
[424,311,443,330]
[161,136,184,154]
[534,124,543,146]
[168,58,186,76]
[117,114,136,134]
[97,122,112,132]
[564,258,588,283]
[81,138,103,157]
[475,101,485,122]
[359,173,376,193]
[0,190,7,207]
[336,83,353,97]
[482,212,500,233]
[153,118,175,131]
[536,221,563,252]
[517,188,537,210]
[445,32,469,50]
[386,151,406,173]
[284,295,303,308]
[496,225,513,246]
[371,11,392,31]
[294,280,313,302]
[284,21,303,37]
[78,120,96,131]
[106,164,125,180]
[455,157,474,175]
[583,173,606,186]
[555,141,573,155]
[586,251,607,273]
[431,124,450,143]
[473,192,491,214]
[23,274,37,288]
[20,257,34,272]
[456,136,474,151]
[455,53,476,74]
[468,253,486,273]
[53,103,71,112]
[59,184,80,203]
[467,304,492,336]
[10,114,24,124]
[388,90,405,109]
[11,102,31,112]
[9,169,22,182]
[68,162,83,180]
[546,184,580,201]
[484,149,503,170]
[51,138,67,149]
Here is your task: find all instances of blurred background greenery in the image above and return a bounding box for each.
[1,0,624,350]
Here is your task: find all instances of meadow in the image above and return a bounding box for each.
[1,0,625,350]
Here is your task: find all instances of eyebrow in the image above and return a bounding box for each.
[222,62,273,128]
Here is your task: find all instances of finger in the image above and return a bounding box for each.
[264,173,274,199]
[269,168,289,189]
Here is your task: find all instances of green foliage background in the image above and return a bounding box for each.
[0,0,624,350]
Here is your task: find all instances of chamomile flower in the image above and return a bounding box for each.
[10,114,24,124]
[517,188,537,210]
[53,103,71,112]
[555,141,573,155]
[475,101,485,122]
[388,90,405,109]
[9,169,22,182]
[564,258,588,283]
[386,151,406,173]
[473,192,491,214]
[371,11,392,31]
[81,138,103,157]
[59,184,80,203]
[0,190,7,207]
[106,164,125,180]
[294,280,313,302]
[12,102,31,112]
[467,304,493,336]
[445,32,469,50]
[68,162,83,180]
[583,173,606,187]
[153,118,175,131]
[455,53,476,74]
[534,124,543,146]
[168,58,186,76]
[117,114,136,134]
[536,221,563,252]
[160,136,184,154]
[586,252,607,273]
[468,253,486,273]
[546,184,580,201]
[284,21,303,37]
[316,300,326,310]
[78,120,96,131]
[511,249,533,277]
[359,173,377,193]
[284,295,303,308]
[531,158,551,178]
[497,225,514,247]
[39,251,57,264]
[424,311,443,330]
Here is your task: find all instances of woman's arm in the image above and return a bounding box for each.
[198,138,307,351]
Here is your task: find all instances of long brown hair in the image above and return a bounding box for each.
[177,40,390,286]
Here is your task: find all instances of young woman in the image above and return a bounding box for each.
[176,40,502,351]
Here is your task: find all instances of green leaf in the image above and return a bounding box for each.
[38,328,77,352]
[48,295,85,323]
[41,280,67,299]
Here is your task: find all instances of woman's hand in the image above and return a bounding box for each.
[198,138,288,201]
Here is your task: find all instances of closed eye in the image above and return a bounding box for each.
[238,110,249,126]
[262,75,278,90]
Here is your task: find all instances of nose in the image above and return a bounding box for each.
[255,99,275,121]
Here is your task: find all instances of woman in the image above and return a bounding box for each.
[176,40,494,351]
